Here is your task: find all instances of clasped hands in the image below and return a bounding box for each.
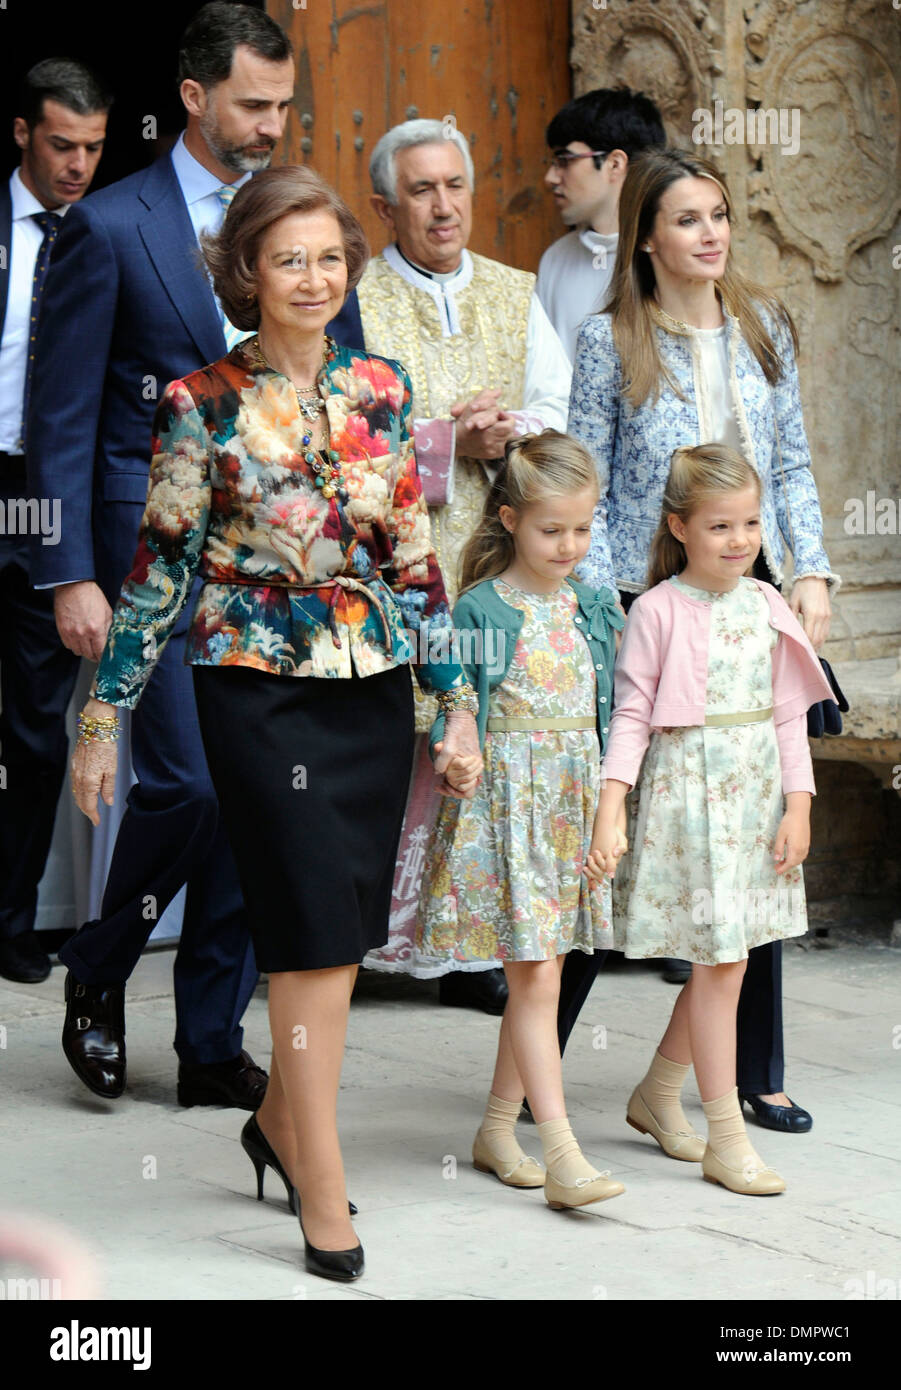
[584,799,629,888]
[432,711,483,799]
[450,388,519,460]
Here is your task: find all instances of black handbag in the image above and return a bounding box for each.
[806,656,849,737]
[772,417,849,738]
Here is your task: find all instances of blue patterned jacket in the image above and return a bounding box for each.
[568,306,838,597]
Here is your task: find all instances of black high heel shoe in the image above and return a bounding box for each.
[295,1190,364,1283]
[241,1115,358,1215]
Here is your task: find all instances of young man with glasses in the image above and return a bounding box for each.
[537,88,665,361]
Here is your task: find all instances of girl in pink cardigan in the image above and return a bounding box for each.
[586,444,834,1196]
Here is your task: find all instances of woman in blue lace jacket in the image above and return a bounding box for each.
[572,147,837,639]
[564,146,838,1137]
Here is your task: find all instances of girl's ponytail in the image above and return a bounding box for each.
[646,443,761,589]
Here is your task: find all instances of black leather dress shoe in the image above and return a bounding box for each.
[740,1093,813,1133]
[0,933,52,983]
[62,972,126,1098]
[661,958,692,984]
[439,967,508,1016]
[177,1049,268,1110]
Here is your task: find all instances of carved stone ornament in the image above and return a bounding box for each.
[745,0,901,281]
[570,0,724,139]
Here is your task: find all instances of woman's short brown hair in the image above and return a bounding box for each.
[200,165,370,331]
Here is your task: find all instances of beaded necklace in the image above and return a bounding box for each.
[246,334,348,503]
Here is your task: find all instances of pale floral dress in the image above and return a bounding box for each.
[414,579,613,975]
[613,576,808,964]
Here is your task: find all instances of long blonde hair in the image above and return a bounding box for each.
[459,431,598,593]
[647,443,761,588]
[605,147,799,407]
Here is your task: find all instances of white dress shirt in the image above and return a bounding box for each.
[536,226,619,363]
[0,169,70,455]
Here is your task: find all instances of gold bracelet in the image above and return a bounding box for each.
[435,685,479,717]
[76,712,121,746]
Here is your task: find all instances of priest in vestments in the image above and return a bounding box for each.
[329,118,571,1008]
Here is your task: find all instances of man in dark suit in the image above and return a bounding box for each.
[0,58,111,985]
[28,3,294,1107]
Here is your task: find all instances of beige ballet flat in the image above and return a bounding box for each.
[701,1144,786,1195]
[472,1131,546,1188]
[545,1171,625,1209]
[626,1085,706,1162]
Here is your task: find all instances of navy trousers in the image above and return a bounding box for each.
[59,499,258,1064]
[0,458,81,941]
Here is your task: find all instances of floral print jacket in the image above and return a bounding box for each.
[569,305,839,596]
[92,339,466,708]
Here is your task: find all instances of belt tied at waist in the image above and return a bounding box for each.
[703,706,773,728]
[201,572,396,655]
[320,575,395,654]
[486,715,597,732]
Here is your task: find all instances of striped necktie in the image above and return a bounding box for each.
[215,185,251,352]
[17,211,62,451]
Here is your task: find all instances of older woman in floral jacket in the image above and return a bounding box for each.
[71,167,481,1284]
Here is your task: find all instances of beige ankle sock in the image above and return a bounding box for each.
[639,1049,698,1134]
[537,1117,603,1186]
[702,1086,767,1172]
[476,1093,531,1166]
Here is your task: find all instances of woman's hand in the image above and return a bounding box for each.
[789,576,831,650]
[432,711,483,799]
[71,699,119,827]
[774,793,811,875]
[441,753,483,797]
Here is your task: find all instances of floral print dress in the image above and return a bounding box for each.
[414,579,614,975]
[613,576,808,964]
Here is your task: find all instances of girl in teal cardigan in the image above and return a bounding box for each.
[416,431,627,1212]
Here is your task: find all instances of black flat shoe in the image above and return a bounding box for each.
[740,1092,813,1133]
[241,1115,357,1216]
[295,1191,364,1283]
[0,933,52,983]
[178,1049,268,1110]
[439,967,508,1015]
[62,972,126,1098]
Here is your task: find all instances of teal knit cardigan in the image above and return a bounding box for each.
[429,576,624,756]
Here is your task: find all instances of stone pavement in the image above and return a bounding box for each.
[1,936,899,1302]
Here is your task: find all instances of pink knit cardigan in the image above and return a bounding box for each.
[601,579,836,795]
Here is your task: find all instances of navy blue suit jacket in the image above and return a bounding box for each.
[27,153,227,587]
[0,180,12,350]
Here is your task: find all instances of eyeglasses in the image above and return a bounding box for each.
[545,149,609,171]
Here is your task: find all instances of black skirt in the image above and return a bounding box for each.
[193,663,415,972]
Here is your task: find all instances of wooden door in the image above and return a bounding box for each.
[268,0,572,273]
